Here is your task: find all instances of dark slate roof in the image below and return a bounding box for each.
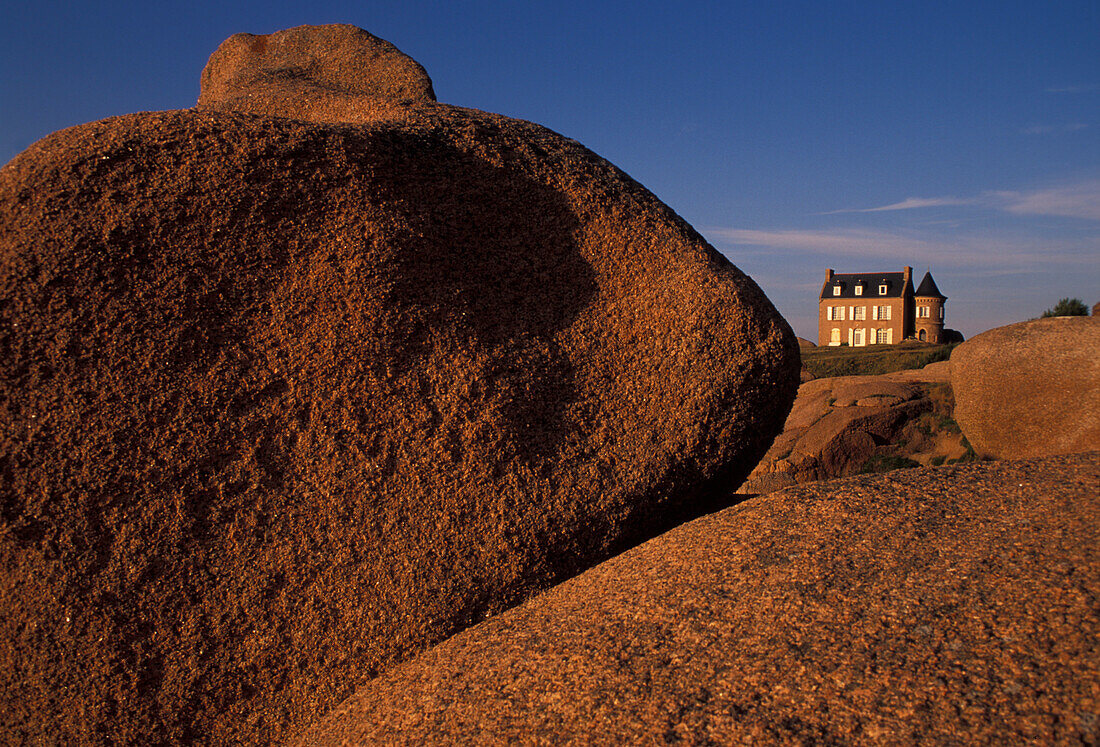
[820,272,909,300]
[914,271,946,299]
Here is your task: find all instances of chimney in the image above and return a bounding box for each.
[903,266,912,283]
[826,268,834,281]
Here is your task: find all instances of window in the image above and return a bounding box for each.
[830,328,841,345]
[852,306,866,321]
[854,285,863,296]
[879,284,888,295]
[833,285,841,296]
[827,306,846,321]
[877,329,889,344]
[939,307,944,319]
[873,305,891,320]
[917,306,930,318]
[853,329,864,346]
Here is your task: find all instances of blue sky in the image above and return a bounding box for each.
[2,1,1097,340]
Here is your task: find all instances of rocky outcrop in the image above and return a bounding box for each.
[887,358,951,383]
[0,25,798,746]
[198,24,437,123]
[951,317,1100,459]
[739,365,964,493]
[299,453,1100,746]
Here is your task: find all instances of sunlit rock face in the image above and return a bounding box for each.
[0,24,798,745]
[951,316,1100,459]
[198,23,437,124]
[299,454,1100,746]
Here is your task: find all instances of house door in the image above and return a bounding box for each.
[918,329,926,341]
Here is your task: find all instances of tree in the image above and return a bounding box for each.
[1041,298,1089,318]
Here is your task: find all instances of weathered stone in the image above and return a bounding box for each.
[0,25,798,746]
[829,378,919,407]
[299,453,1100,746]
[198,24,437,124]
[951,317,1100,458]
[742,375,932,489]
[887,358,952,383]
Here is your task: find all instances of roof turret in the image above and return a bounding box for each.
[914,271,945,299]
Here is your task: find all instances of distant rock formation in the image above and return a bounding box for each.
[0,24,798,745]
[739,363,960,493]
[298,453,1100,745]
[951,317,1100,459]
[888,358,952,383]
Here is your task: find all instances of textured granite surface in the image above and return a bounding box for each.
[0,25,797,745]
[952,317,1100,459]
[302,453,1100,745]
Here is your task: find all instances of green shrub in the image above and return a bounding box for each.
[860,454,921,474]
[1041,298,1088,318]
[936,414,960,433]
[945,435,982,464]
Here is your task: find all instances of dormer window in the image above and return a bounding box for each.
[832,285,841,296]
[854,285,863,296]
[879,284,888,295]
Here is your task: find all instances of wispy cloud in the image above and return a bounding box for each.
[706,226,1095,271]
[713,225,1099,341]
[993,181,1100,220]
[1022,122,1089,135]
[820,196,975,214]
[820,180,1100,221]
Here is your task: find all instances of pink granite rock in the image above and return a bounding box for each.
[951,317,1100,458]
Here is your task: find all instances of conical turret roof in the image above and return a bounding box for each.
[914,271,945,299]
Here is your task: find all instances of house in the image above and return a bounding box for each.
[818,266,946,346]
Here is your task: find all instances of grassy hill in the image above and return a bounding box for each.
[801,341,957,378]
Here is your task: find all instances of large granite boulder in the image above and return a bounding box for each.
[951,317,1100,459]
[300,453,1100,745]
[0,25,798,745]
